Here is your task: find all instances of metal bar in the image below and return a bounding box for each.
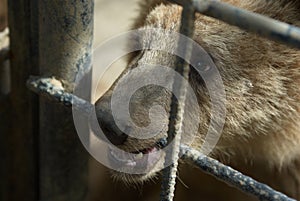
[160,1,196,201]
[38,0,93,200]
[6,0,39,200]
[167,0,300,49]
[27,76,93,115]
[180,145,296,201]
[27,76,101,138]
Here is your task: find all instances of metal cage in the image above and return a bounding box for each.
[1,0,300,201]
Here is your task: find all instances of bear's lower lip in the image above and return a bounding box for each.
[108,144,162,171]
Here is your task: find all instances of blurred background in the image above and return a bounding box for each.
[0,0,6,31]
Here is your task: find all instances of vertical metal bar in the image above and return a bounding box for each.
[160,1,196,201]
[38,0,93,200]
[7,0,39,200]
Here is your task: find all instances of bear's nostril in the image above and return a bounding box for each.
[96,96,128,146]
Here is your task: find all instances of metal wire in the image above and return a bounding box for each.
[160,1,196,201]
[168,0,300,49]
[26,76,93,115]
[180,145,296,201]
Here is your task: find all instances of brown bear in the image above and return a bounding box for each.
[95,0,300,200]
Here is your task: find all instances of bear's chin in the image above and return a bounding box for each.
[110,170,159,185]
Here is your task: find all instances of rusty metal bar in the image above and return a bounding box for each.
[168,0,300,49]
[27,76,93,115]
[38,0,94,200]
[160,1,196,201]
[180,145,296,201]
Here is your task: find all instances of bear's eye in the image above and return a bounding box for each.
[196,61,211,72]
[192,52,215,72]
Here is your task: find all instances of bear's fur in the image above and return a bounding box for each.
[95,0,300,200]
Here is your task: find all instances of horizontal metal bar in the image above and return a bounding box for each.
[180,145,296,201]
[167,0,300,49]
[27,76,93,115]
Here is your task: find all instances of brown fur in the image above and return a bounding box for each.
[96,0,300,200]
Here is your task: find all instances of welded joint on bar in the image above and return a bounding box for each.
[27,76,93,115]
[180,145,296,201]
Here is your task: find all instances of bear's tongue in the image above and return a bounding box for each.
[108,146,161,169]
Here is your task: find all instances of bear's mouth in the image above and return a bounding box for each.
[108,139,167,172]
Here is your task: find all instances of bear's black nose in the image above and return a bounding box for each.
[95,95,128,146]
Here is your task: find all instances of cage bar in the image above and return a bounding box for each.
[168,0,300,49]
[180,145,296,201]
[38,0,94,200]
[27,76,93,115]
[160,1,196,201]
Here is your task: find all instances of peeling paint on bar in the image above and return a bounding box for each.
[167,0,300,49]
[180,145,297,201]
